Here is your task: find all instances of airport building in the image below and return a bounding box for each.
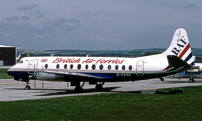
[0,45,16,66]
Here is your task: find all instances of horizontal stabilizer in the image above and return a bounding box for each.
[167,55,191,69]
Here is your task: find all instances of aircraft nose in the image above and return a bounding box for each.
[7,67,30,81]
[7,68,14,77]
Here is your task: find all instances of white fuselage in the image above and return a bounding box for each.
[7,54,169,82]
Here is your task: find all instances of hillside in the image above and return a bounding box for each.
[17,48,202,62]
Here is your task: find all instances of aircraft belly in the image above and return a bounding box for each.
[62,72,170,82]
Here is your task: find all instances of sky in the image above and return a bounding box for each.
[0,0,202,50]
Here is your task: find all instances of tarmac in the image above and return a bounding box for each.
[1,78,202,101]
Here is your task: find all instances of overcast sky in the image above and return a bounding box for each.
[0,0,202,50]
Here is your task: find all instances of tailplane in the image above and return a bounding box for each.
[163,28,195,66]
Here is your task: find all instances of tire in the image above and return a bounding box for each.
[25,86,31,90]
[95,84,103,91]
[188,78,193,83]
[74,86,83,93]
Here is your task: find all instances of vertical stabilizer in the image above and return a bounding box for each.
[163,28,194,66]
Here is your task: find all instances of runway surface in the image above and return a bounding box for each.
[1,78,202,101]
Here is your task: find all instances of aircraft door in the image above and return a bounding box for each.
[27,59,39,74]
[136,60,144,76]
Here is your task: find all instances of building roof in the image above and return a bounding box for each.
[0,45,16,48]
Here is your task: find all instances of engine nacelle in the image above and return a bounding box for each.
[36,72,64,81]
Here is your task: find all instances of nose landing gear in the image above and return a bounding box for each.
[25,81,31,89]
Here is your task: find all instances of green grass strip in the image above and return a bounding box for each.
[0,86,202,120]
[0,70,13,79]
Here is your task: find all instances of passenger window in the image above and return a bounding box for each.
[64,64,67,69]
[85,65,88,70]
[77,64,81,70]
[115,65,119,70]
[56,64,60,69]
[45,64,48,69]
[99,64,103,70]
[70,64,73,69]
[122,65,125,70]
[108,65,111,70]
[92,64,96,70]
[129,65,132,70]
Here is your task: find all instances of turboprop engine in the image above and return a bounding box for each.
[35,72,64,81]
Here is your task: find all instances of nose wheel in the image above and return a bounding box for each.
[25,82,31,89]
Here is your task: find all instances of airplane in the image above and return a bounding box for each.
[7,28,195,92]
[166,63,202,82]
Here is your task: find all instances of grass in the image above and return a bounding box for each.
[0,86,202,120]
[0,70,13,79]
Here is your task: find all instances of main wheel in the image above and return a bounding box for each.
[74,86,83,93]
[188,77,194,83]
[160,77,164,81]
[95,84,103,91]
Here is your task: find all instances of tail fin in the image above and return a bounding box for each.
[163,28,195,66]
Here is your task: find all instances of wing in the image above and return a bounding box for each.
[41,70,116,79]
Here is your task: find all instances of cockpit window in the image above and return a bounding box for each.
[19,60,23,63]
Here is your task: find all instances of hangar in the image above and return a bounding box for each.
[0,45,16,66]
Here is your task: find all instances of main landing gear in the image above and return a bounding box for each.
[74,86,83,93]
[188,77,194,83]
[159,77,164,81]
[95,82,105,91]
[73,82,105,93]
[25,81,31,89]
[74,82,85,93]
